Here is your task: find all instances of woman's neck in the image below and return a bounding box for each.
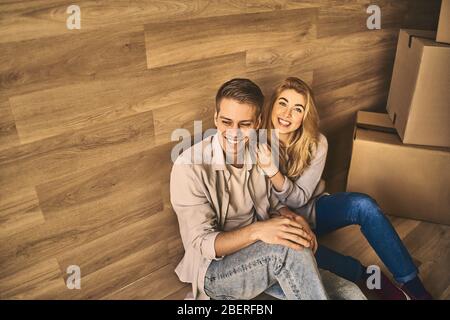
[278,131,291,146]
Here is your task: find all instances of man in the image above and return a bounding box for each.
[170,78,328,300]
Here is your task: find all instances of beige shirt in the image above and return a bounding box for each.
[223,164,256,232]
[170,133,285,299]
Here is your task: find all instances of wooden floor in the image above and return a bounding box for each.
[0,0,446,299]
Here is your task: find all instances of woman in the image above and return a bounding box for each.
[257,77,432,300]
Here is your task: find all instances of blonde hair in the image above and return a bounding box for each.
[262,77,321,179]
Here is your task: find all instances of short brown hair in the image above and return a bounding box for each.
[215,78,264,116]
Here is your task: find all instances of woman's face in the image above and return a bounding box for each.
[271,89,306,135]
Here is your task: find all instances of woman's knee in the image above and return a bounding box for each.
[347,192,385,223]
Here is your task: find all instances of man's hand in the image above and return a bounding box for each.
[252,215,312,251]
[278,208,318,253]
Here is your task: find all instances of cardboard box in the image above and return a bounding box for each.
[346,111,450,225]
[386,29,450,148]
[437,0,450,44]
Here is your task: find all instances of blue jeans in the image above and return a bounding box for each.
[204,241,328,300]
[314,192,418,284]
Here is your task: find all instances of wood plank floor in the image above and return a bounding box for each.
[0,0,446,299]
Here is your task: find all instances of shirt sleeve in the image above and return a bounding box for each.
[170,162,222,260]
[268,187,287,216]
[272,134,328,209]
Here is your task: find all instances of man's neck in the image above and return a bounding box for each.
[226,153,245,168]
[223,146,247,169]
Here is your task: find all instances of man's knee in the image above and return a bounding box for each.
[252,242,316,267]
[270,243,316,267]
[255,242,288,258]
[287,246,316,265]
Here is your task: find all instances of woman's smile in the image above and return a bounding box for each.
[277,117,292,128]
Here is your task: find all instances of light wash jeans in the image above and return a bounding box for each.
[204,240,328,300]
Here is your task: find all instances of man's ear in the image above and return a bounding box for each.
[214,111,218,127]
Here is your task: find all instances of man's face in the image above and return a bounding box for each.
[214,98,260,160]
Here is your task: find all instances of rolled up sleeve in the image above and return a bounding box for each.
[200,231,222,260]
[170,162,222,260]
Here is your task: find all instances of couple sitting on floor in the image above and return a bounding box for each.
[170,77,432,300]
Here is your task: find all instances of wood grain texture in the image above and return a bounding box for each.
[0,258,65,299]
[144,8,317,69]
[0,0,323,44]
[153,97,216,146]
[0,187,45,240]
[0,98,19,151]
[0,24,147,97]
[104,262,186,300]
[0,110,156,196]
[0,0,446,300]
[9,52,245,144]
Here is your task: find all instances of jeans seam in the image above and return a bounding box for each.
[279,267,302,299]
[211,255,277,281]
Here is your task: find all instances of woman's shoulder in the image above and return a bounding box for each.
[315,132,328,155]
[318,132,328,146]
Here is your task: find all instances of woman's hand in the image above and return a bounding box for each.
[256,144,279,178]
[279,209,318,254]
[252,215,312,251]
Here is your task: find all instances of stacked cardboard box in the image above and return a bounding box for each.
[346,3,450,225]
[386,29,449,148]
[346,111,449,225]
[437,0,450,44]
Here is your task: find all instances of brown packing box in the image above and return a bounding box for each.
[386,29,450,148]
[437,0,450,44]
[346,111,450,225]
